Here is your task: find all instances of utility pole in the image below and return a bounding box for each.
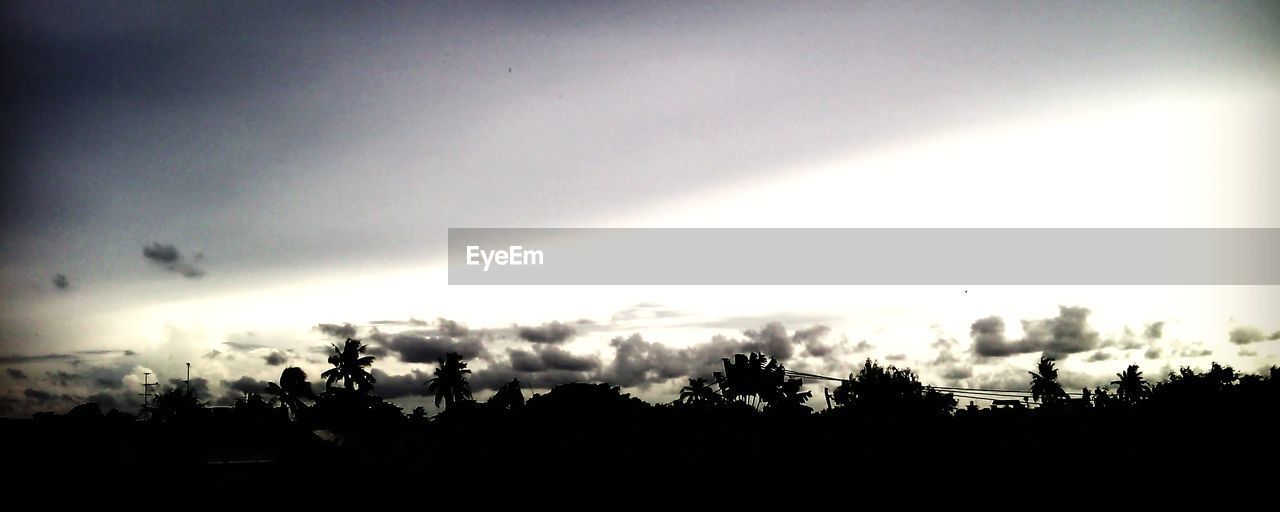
[138,372,157,412]
[185,362,191,393]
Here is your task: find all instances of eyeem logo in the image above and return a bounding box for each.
[466,245,544,271]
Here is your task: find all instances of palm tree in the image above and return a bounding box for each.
[1029,357,1068,405]
[426,352,472,409]
[321,338,376,393]
[265,366,317,418]
[1111,364,1150,406]
[677,377,721,406]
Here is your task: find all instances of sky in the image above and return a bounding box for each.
[2,1,1279,416]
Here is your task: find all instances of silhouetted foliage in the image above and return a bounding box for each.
[321,338,375,393]
[1029,357,1069,406]
[713,352,808,411]
[676,377,723,407]
[487,378,524,411]
[147,383,206,424]
[265,366,318,420]
[426,352,472,409]
[830,358,955,417]
[1112,364,1150,406]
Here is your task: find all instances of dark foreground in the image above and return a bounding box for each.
[8,402,1276,499]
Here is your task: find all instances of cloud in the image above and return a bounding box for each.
[740,322,799,360]
[215,376,271,406]
[316,323,357,339]
[52,274,70,291]
[0,349,132,365]
[597,325,811,389]
[970,306,1100,359]
[1144,321,1165,340]
[1086,351,1113,362]
[166,377,210,399]
[1145,347,1162,359]
[1239,349,1258,357]
[515,321,578,344]
[885,353,907,361]
[793,325,836,357]
[941,366,973,380]
[369,369,429,399]
[142,242,204,278]
[1229,326,1280,345]
[368,330,486,363]
[24,388,58,403]
[46,370,80,386]
[263,351,288,366]
[508,345,600,373]
[611,303,686,323]
[436,318,469,337]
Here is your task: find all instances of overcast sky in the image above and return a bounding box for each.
[2,1,1278,416]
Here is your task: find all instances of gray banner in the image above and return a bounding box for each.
[448,228,1280,285]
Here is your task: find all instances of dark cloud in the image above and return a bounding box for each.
[970,306,1100,359]
[1144,347,1162,360]
[263,351,288,366]
[52,274,70,290]
[1176,347,1213,358]
[142,243,204,278]
[369,369,429,399]
[1144,321,1165,340]
[470,366,594,392]
[95,377,123,389]
[224,376,269,396]
[1086,351,1113,362]
[941,366,973,380]
[5,368,27,380]
[516,321,577,344]
[1229,326,1280,345]
[46,370,80,386]
[213,376,268,406]
[436,318,469,338]
[166,377,210,398]
[24,388,57,403]
[602,334,702,388]
[508,345,600,373]
[0,349,131,365]
[369,330,485,363]
[885,353,907,361]
[793,325,835,357]
[1239,349,1258,357]
[316,323,357,340]
[740,322,798,360]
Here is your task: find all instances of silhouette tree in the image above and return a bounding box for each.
[265,366,318,419]
[321,338,376,393]
[831,358,955,416]
[1029,357,1068,406]
[715,353,786,410]
[426,352,472,409]
[1112,364,1150,406]
[488,378,525,411]
[1092,386,1113,408]
[147,384,205,423]
[677,377,722,406]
